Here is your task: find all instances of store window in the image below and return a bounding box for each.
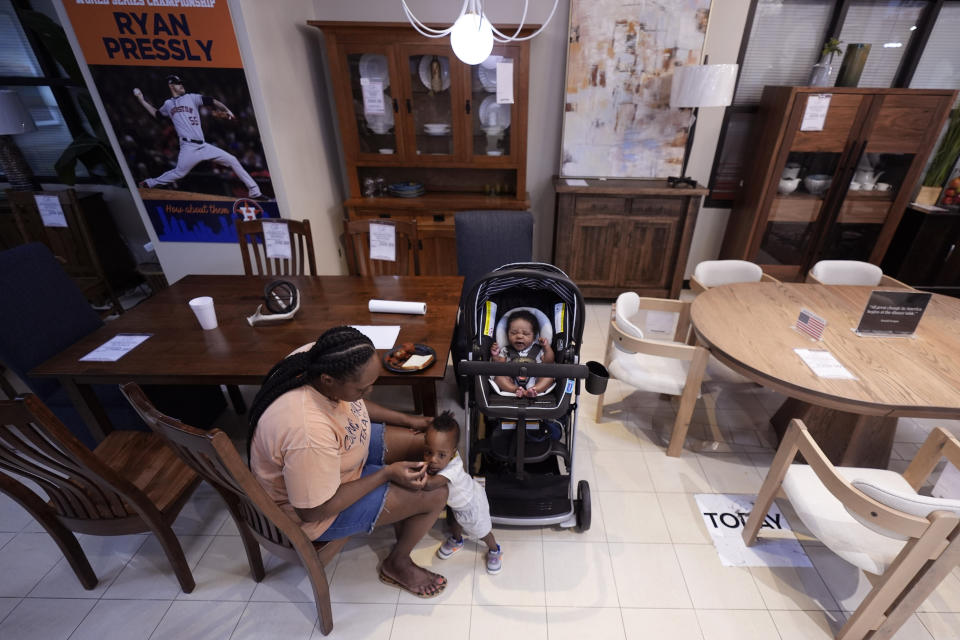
[0,0,102,182]
[707,0,958,206]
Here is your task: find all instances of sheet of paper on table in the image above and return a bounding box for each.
[262,221,292,259]
[794,348,856,380]
[79,334,152,362]
[565,178,589,187]
[351,325,400,349]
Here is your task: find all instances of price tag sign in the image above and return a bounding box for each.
[361,78,385,115]
[34,195,68,228]
[369,222,396,261]
[262,221,291,259]
[496,60,514,104]
[800,94,831,131]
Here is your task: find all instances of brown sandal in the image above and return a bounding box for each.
[378,569,446,598]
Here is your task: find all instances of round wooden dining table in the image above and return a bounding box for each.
[690,282,960,468]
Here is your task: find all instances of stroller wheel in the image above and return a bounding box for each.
[576,480,591,532]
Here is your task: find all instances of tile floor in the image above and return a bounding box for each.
[2,301,959,639]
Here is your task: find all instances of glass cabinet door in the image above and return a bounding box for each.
[468,49,517,159]
[343,49,400,157]
[758,151,843,267]
[401,47,457,159]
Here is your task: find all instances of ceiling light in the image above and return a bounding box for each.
[402,0,560,65]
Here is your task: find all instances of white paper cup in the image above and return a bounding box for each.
[188,296,218,330]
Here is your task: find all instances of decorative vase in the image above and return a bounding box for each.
[809,62,832,87]
[836,43,871,87]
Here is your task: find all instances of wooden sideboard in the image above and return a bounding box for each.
[552,177,705,298]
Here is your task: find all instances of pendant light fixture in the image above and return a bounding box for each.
[402,0,560,65]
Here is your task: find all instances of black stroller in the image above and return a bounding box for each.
[457,263,607,531]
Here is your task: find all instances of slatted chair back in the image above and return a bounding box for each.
[0,394,198,591]
[235,218,317,276]
[121,382,345,635]
[342,218,417,276]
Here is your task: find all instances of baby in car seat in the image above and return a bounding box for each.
[491,309,555,397]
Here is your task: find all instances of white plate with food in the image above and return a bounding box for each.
[478,95,511,129]
[418,55,451,92]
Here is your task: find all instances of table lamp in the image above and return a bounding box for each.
[0,89,39,191]
[668,63,738,188]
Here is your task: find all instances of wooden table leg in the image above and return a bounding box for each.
[413,381,437,416]
[771,397,896,468]
[60,378,113,442]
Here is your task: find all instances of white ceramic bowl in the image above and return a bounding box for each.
[778,177,800,194]
[804,174,832,195]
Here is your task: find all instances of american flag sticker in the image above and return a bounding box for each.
[795,308,826,341]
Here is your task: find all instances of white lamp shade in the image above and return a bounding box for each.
[0,90,38,135]
[450,12,494,66]
[669,64,738,108]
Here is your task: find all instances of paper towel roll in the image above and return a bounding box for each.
[368,299,427,315]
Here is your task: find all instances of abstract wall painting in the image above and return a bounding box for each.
[561,0,711,178]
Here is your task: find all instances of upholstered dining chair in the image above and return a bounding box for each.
[806,260,912,288]
[595,292,711,457]
[0,394,200,592]
[121,382,348,636]
[690,259,779,294]
[744,419,960,640]
[236,218,317,276]
[341,218,418,276]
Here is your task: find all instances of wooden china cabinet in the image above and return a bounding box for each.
[309,22,532,275]
[720,86,956,281]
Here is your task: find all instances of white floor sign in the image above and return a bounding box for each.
[694,494,812,568]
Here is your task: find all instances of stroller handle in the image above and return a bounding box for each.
[458,360,588,379]
[458,360,609,396]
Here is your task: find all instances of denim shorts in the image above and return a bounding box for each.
[315,421,389,541]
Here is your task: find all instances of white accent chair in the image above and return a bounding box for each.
[806,260,912,288]
[690,259,779,294]
[596,292,710,457]
[744,419,960,640]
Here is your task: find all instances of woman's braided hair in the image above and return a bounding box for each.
[247,326,376,458]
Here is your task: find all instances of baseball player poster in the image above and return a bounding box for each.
[62,0,279,242]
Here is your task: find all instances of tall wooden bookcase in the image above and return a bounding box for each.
[720,86,956,281]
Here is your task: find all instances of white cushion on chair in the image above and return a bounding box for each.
[693,260,763,287]
[849,479,960,540]
[782,465,912,574]
[608,348,690,397]
[810,260,883,286]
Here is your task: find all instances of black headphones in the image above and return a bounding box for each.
[263,280,298,314]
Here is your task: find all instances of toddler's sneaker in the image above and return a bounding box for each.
[486,544,502,574]
[436,536,464,559]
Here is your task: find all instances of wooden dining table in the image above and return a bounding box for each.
[31,274,463,441]
[691,282,960,468]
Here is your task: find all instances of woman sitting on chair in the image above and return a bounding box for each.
[248,326,449,598]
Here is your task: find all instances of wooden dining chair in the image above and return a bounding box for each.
[341,218,418,276]
[121,382,348,636]
[235,218,317,276]
[0,394,200,592]
[689,259,780,294]
[806,259,912,288]
[744,419,960,640]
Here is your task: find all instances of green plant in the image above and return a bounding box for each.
[821,37,843,63]
[923,108,960,188]
[20,10,124,186]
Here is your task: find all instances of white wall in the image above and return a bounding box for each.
[684,0,752,276]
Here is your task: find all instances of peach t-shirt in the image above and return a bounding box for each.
[250,384,371,540]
